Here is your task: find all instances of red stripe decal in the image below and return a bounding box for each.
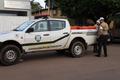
[71,26,96,30]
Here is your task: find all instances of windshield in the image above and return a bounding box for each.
[13,21,34,31]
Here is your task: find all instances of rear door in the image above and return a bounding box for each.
[48,20,70,50]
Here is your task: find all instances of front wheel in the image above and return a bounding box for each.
[0,45,22,66]
[69,41,85,57]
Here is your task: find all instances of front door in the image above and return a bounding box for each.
[48,20,70,50]
[23,20,52,52]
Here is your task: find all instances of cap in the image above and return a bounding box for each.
[100,17,104,20]
[96,20,100,24]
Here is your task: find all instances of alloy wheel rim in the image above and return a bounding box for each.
[5,50,17,61]
[74,45,82,55]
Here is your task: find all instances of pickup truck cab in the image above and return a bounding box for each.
[0,18,97,65]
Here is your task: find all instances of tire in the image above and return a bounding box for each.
[69,41,85,58]
[0,45,22,66]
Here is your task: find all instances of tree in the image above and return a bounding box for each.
[45,0,59,9]
[58,0,120,25]
[31,0,43,13]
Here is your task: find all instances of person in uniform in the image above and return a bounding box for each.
[96,17,109,57]
[93,20,101,53]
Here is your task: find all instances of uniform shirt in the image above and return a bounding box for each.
[100,22,109,35]
[95,24,103,37]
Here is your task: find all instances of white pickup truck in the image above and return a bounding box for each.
[0,18,97,65]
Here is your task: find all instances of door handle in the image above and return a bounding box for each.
[43,34,50,36]
[63,32,69,34]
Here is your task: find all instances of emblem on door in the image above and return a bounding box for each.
[35,35,41,42]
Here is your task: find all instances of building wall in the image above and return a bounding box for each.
[33,9,66,19]
[0,0,31,32]
[0,0,30,10]
[0,16,29,32]
[0,0,31,16]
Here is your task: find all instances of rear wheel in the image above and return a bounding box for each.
[69,41,85,57]
[0,45,22,66]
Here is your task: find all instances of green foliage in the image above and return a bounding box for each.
[45,0,59,9]
[31,1,42,13]
[44,0,120,25]
[59,0,120,20]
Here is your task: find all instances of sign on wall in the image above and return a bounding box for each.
[4,0,30,9]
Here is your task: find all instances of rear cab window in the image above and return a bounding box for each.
[49,20,66,31]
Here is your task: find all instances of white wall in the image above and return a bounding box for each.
[0,16,29,32]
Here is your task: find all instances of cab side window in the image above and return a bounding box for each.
[31,21,48,32]
[49,20,65,31]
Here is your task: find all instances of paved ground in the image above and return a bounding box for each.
[0,43,120,80]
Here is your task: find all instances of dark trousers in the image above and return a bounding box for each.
[97,35,108,56]
[93,43,98,53]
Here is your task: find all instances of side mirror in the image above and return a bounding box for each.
[26,28,34,33]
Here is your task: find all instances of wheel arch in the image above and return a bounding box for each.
[0,40,23,53]
[70,37,87,49]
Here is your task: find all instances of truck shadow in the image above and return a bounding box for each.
[0,51,67,66]
[23,50,96,63]
[22,51,67,62]
[0,50,101,66]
